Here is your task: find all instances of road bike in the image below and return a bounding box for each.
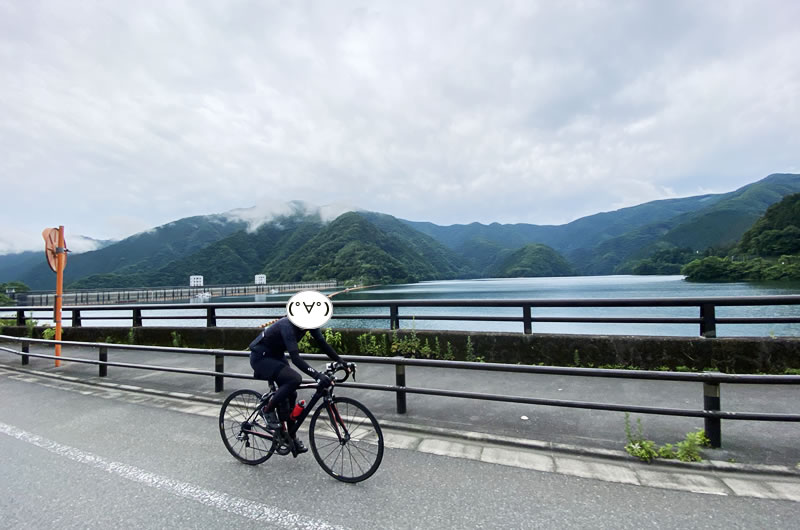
[219,362,384,483]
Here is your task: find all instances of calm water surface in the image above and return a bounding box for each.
[25,276,798,337]
[142,275,800,337]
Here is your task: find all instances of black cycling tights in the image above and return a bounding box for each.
[266,363,302,421]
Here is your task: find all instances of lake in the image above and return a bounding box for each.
[28,275,799,337]
[208,275,800,337]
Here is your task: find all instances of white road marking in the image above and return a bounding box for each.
[0,421,347,530]
[2,367,800,502]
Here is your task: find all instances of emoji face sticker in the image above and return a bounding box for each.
[286,290,333,329]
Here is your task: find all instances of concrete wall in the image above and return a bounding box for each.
[3,326,799,373]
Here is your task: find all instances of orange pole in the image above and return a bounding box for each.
[54,225,65,367]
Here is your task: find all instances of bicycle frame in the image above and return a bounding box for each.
[241,381,344,448]
[220,362,383,482]
[286,381,337,439]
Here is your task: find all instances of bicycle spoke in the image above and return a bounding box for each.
[219,390,275,465]
[224,430,243,445]
[318,419,337,437]
[327,444,343,476]
[345,444,366,477]
[309,397,383,482]
[350,440,378,458]
[347,419,374,440]
[348,443,374,470]
[347,446,354,478]
[321,442,341,464]
[314,437,340,450]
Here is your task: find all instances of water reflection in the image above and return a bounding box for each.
[31,276,800,337]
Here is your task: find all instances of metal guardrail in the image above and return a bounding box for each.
[3,294,800,336]
[2,335,799,449]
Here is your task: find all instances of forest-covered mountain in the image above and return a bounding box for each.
[67,211,474,288]
[15,215,248,289]
[682,192,800,281]
[590,173,800,274]
[488,244,576,278]
[2,173,799,289]
[0,251,40,284]
[407,173,800,275]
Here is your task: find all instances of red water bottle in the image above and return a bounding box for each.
[290,400,306,420]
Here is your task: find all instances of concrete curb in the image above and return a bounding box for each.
[3,361,799,479]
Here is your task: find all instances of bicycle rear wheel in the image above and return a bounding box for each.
[219,389,277,465]
[309,397,384,483]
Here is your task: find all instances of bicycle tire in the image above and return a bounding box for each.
[309,396,384,483]
[219,389,277,465]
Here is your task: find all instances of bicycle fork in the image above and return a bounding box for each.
[325,402,351,444]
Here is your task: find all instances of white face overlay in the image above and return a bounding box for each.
[286,290,333,329]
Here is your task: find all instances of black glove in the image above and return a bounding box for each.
[316,372,332,388]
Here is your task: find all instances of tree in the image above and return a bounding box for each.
[0,281,30,305]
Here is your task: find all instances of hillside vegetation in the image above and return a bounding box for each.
[19,215,247,289]
[682,193,800,281]
[488,244,576,278]
[407,173,800,276]
[589,173,800,275]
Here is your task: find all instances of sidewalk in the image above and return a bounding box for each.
[2,342,799,472]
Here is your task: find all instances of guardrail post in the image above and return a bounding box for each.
[72,309,82,327]
[390,305,400,330]
[523,305,532,334]
[207,308,217,327]
[703,380,721,448]
[16,310,25,326]
[99,346,108,377]
[215,353,224,392]
[700,303,717,338]
[132,309,143,327]
[395,357,407,414]
[21,341,29,365]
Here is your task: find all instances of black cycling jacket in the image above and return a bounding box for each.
[249,317,343,379]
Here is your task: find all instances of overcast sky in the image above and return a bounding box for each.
[2,0,799,254]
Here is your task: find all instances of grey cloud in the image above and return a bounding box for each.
[1,0,799,252]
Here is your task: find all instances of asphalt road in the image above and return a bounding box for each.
[4,343,799,466]
[1,375,798,529]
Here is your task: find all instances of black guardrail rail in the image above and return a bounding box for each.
[3,294,800,336]
[2,335,799,449]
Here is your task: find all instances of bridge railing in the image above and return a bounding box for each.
[16,280,339,306]
[3,294,800,337]
[1,334,799,449]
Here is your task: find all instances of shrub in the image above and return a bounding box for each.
[624,413,711,463]
[171,331,187,348]
[323,328,343,350]
[624,413,658,463]
[675,430,711,462]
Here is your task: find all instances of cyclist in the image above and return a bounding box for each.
[248,316,347,454]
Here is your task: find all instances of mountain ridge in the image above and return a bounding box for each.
[3,173,799,289]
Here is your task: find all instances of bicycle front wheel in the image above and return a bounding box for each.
[309,397,384,483]
[219,389,276,465]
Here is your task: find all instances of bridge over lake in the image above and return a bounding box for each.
[16,280,339,306]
